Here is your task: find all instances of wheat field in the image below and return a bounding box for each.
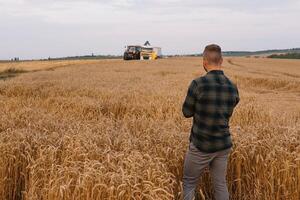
[0,57,299,200]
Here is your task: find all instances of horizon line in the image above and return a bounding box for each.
[1,47,300,61]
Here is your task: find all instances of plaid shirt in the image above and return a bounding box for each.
[182,70,239,153]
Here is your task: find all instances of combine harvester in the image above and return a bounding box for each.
[123,41,162,60]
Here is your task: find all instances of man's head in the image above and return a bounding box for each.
[203,44,223,72]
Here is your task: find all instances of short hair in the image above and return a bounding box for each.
[203,44,222,65]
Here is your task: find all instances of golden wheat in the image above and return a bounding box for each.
[0,57,299,200]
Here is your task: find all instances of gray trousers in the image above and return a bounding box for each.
[182,142,231,200]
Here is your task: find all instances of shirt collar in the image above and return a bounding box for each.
[207,70,224,75]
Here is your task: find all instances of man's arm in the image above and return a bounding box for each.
[182,80,197,118]
[235,86,240,106]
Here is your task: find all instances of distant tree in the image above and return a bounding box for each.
[268,53,300,59]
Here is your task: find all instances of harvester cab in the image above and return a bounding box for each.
[123,45,142,60]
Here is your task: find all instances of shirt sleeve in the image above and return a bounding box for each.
[235,86,240,106]
[182,80,197,118]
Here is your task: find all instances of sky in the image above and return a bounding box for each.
[0,0,300,59]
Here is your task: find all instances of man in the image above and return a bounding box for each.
[182,44,239,200]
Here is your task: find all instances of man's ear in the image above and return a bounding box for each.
[203,58,207,67]
[219,57,223,66]
[203,58,209,72]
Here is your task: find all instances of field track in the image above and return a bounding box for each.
[0,57,299,199]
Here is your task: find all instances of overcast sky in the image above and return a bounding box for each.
[0,0,300,59]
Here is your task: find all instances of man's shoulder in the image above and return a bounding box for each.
[224,75,238,89]
[193,74,210,85]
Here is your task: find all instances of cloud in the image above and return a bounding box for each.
[0,0,299,59]
[1,0,299,23]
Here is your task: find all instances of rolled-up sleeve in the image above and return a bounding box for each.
[182,80,197,118]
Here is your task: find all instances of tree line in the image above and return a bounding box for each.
[268,53,300,59]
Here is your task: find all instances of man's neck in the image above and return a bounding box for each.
[206,66,222,72]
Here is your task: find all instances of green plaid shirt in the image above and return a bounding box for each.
[182,70,239,153]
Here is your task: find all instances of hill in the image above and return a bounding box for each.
[169,48,300,57]
[267,52,300,59]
